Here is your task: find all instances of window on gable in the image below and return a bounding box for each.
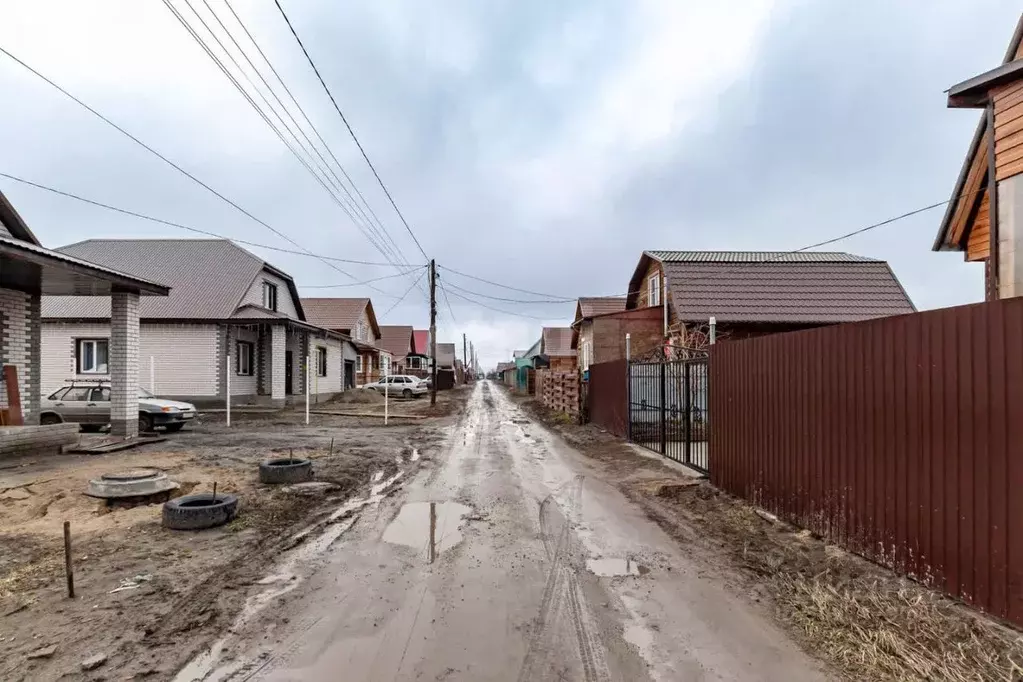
[317,347,327,377]
[262,281,278,311]
[356,355,363,373]
[237,341,254,376]
[76,339,109,374]
[648,273,661,307]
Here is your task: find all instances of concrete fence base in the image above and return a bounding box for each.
[0,423,79,457]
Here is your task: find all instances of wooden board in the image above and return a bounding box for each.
[967,191,990,262]
[948,134,990,246]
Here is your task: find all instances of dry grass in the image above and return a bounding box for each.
[648,482,1023,681]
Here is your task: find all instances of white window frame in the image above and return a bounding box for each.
[236,340,254,376]
[648,273,661,307]
[316,347,328,377]
[356,355,363,373]
[382,355,390,375]
[262,281,278,311]
[581,340,591,371]
[77,339,109,374]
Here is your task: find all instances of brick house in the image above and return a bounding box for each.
[625,250,916,355]
[571,297,662,373]
[540,327,577,371]
[1,192,169,442]
[378,325,417,374]
[41,239,352,408]
[302,297,390,385]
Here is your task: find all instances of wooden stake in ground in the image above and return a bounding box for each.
[212,481,217,502]
[63,521,74,598]
[429,501,437,564]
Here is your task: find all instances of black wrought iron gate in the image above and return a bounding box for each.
[627,358,709,473]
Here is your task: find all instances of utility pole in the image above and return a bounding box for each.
[429,259,437,406]
[463,333,468,382]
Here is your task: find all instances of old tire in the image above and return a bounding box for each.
[138,413,153,433]
[259,458,313,484]
[162,493,238,530]
[402,388,412,399]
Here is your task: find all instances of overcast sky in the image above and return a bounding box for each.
[1,1,1019,368]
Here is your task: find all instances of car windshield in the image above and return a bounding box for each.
[138,387,155,399]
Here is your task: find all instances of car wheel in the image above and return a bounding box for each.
[164,423,185,433]
[138,413,153,433]
[40,413,62,426]
[402,389,412,399]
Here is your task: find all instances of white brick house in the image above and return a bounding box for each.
[41,239,355,407]
[0,192,169,441]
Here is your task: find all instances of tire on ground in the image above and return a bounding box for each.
[259,458,314,484]
[162,493,239,530]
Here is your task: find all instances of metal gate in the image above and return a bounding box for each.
[628,358,709,473]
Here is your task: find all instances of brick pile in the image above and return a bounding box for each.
[536,370,580,418]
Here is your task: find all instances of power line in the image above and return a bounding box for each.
[0,170,400,267]
[0,42,365,282]
[441,278,575,304]
[302,267,425,288]
[383,268,428,316]
[442,287,559,321]
[437,265,575,300]
[272,0,429,262]
[437,278,457,323]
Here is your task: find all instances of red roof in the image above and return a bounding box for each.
[412,330,430,356]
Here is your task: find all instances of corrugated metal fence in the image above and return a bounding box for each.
[586,359,628,437]
[710,297,1023,625]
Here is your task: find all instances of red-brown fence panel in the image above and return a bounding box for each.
[710,297,1023,626]
[587,360,628,437]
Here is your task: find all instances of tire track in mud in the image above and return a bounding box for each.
[518,475,611,682]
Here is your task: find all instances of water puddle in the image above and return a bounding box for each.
[586,557,647,577]
[383,501,472,560]
[372,471,384,482]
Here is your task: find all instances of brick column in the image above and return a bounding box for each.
[110,290,140,437]
[26,294,41,423]
[270,324,285,406]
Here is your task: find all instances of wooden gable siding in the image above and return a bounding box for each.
[966,190,991,261]
[949,132,991,247]
[995,80,1023,180]
[635,260,663,308]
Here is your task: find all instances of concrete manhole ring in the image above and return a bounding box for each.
[85,469,179,499]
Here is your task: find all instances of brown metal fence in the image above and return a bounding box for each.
[586,360,628,437]
[710,297,1023,625]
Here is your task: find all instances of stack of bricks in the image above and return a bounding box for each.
[537,370,580,418]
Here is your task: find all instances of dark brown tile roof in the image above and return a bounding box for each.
[542,327,575,357]
[302,297,369,332]
[578,297,626,318]
[662,260,916,324]
[377,325,414,358]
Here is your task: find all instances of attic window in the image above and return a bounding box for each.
[648,273,661,306]
[262,281,278,311]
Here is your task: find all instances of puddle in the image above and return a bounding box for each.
[383,501,472,559]
[586,558,648,577]
[372,471,383,482]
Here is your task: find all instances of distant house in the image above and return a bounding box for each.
[496,362,517,387]
[625,250,916,355]
[933,16,1023,300]
[2,194,169,440]
[435,342,456,390]
[40,239,349,408]
[408,329,431,377]
[302,298,390,385]
[378,325,415,374]
[570,297,661,373]
[540,327,577,371]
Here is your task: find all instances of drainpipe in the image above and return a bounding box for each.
[987,103,1000,301]
[625,333,631,361]
[225,353,231,428]
[662,275,668,338]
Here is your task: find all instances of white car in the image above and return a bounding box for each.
[365,375,428,399]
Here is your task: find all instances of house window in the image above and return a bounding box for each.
[382,356,390,375]
[648,273,661,306]
[262,281,278,311]
[581,340,591,371]
[356,355,363,373]
[409,357,421,369]
[236,341,254,376]
[76,339,109,374]
[317,347,327,377]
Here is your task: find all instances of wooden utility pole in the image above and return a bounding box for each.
[463,333,468,381]
[429,259,437,406]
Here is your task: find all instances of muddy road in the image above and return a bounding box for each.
[177,381,827,681]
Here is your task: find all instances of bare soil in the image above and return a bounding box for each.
[0,394,468,682]
[515,392,1023,682]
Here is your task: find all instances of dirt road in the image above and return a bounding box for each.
[176,381,827,682]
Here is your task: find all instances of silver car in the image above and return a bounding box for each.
[40,381,198,433]
[365,375,428,399]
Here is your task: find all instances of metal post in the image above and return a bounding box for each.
[683,361,692,466]
[429,259,437,405]
[150,356,155,394]
[225,353,231,428]
[384,355,389,426]
[305,355,310,425]
[709,316,717,345]
[659,362,667,455]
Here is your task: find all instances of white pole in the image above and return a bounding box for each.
[305,355,310,425]
[626,333,631,361]
[225,353,231,428]
[150,356,155,394]
[662,275,668,337]
[384,357,389,426]
[709,316,717,345]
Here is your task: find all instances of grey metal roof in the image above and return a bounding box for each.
[41,239,267,319]
[647,251,878,263]
[662,260,916,324]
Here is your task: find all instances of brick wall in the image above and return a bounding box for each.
[592,309,663,363]
[109,291,140,437]
[0,287,39,423]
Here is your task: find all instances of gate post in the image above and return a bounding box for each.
[659,362,667,455]
[626,360,632,442]
[683,361,692,466]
